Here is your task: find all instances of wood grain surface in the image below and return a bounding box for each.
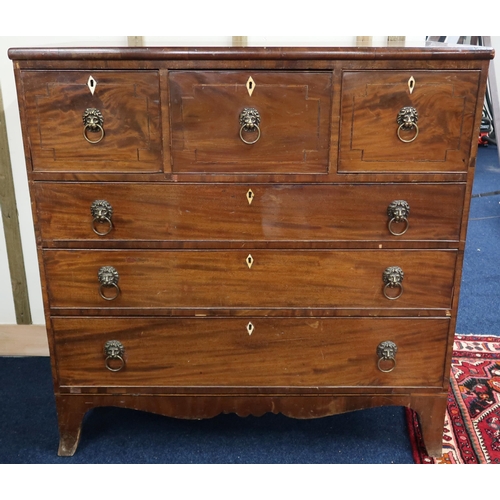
[34,182,465,246]
[43,249,457,310]
[52,316,449,388]
[169,71,332,173]
[340,70,480,172]
[21,70,162,171]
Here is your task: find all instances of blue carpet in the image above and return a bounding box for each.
[0,357,414,463]
[1,147,499,464]
[457,145,500,335]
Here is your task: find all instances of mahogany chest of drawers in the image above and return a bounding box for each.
[9,44,493,457]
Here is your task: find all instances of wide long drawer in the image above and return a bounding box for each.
[34,183,465,245]
[43,249,457,310]
[52,316,449,388]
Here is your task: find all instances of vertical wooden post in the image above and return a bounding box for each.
[127,36,144,47]
[356,37,373,46]
[0,87,32,324]
[387,36,406,45]
[232,37,248,47]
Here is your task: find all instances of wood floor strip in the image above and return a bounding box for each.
[0,325,49,356]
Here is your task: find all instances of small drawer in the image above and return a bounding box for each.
[43,249,457,310]
[34,182,465,245]
[169,71,332,174]
[20,70,162,172]
[52,316,449,388]
[339,70,480,173]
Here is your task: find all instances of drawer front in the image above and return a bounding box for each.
[21,70,162,172]
[339,70,480,172]
[169,71,332,174]
[52,317,449,388]
[35,183,465,244]
[43,250,456,310]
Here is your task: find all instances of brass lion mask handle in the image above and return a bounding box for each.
[239,107,261,145]
[396,106,419,143]
[91,200,113,236]
[83,108,105,144]
[98,266,120,301]
[104,340,125,372]
[377,341,398,373]
[387,200,410,236]
[383,266,404,300]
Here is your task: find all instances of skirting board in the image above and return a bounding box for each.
[0,325,49,356]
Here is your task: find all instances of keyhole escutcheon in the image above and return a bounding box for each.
[246,76,256,96]
[246,254,254,269]
[247,189,254,205]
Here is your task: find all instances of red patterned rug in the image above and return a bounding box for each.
[407,334,500,463]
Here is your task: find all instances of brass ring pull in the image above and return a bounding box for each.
[377,356,396,373]
[99,282,120,301]
[83,108,105,144]
[91,200,114,236]
[397,122,419,143]
[383,266,404,300]
[83,123,105,144]
[239,107,261,145]
[396,106,419,143]
[98,266,120,301]
[92,216,113,236]
[239,124,261,145]
[383,282,403,300]
[377,341,398,373]
[104,340,125,372]
[105,354,125,372]
[388,217,409,236]
[387,200,410,236]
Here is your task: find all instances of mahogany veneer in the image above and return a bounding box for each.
[9,44,494,457]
